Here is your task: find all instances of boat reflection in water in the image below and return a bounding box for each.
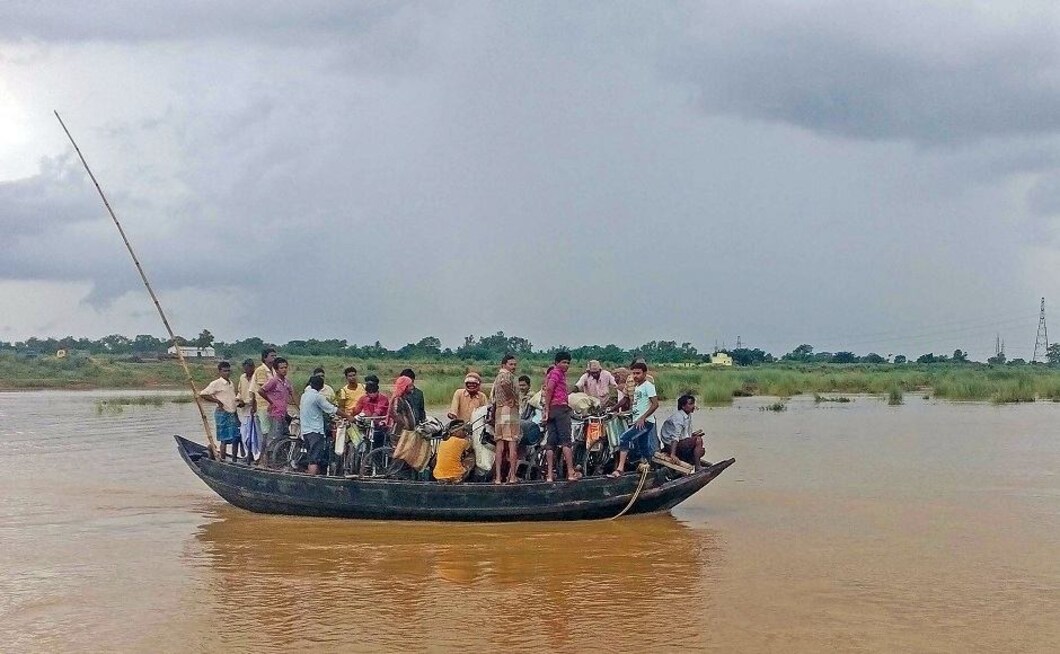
[189,507,722,652]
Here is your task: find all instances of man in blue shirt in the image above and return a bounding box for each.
[610,362,659,477]
[300,375,350,475]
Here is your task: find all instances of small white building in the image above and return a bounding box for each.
[168,345,216,359]
[710,352,734,367]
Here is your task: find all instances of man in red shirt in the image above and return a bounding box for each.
[541,351,580,482]
[259,357,294,456]
[353,378,390,449]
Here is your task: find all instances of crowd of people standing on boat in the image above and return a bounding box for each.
[196,348,707,483]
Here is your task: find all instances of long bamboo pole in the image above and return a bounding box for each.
[54,111,218,458]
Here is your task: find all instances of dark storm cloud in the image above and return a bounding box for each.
[1,1,1059,357]
[667,1,1060,145]
[0,1,416,43]
[0,155,99,238]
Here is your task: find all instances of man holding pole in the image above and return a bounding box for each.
[199,361,240,461]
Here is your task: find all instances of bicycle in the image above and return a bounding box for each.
[521,423,549,480]
[580,411,620,476]
[335,415,392,477]
[386,416,462,480]
[545,404,617,479]
[266,433,307,471]
[264,409,307,470]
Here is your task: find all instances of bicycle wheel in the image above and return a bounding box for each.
[572,442,587,475]
[555,442,584,479]
[342,444,361,476]
[387,458,416,480]
[583,448,599,476]
[288,441,309,471]
[266,437,295,469]
[360,446,395,478]
[392,398,417,434]
[523,448,547,481]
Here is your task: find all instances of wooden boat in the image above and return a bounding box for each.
[175,435,735,522]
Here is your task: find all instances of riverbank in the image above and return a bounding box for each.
[4,353,1060,405]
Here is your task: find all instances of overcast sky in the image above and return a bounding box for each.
[2,1,1060,360]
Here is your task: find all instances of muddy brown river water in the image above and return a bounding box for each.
[1,391,1057,652]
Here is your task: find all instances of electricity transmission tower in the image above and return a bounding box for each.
[1033,297,1048,363]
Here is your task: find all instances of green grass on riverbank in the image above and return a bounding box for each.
[4,353,1060,405]
[95,395,196,413]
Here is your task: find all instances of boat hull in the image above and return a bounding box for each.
[175,435,734,522]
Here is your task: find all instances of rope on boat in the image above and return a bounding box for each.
[610,462,651,521]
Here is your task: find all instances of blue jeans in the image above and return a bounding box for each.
[618,423,657,460]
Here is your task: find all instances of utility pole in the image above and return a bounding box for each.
[1033,297,1048,363]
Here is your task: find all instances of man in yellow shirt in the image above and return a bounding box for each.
[337,366,365,414]
[199,361,239,461]
[336,366,367,447]
[236,358,258,461]
[251,348,277,441]
[433,431,471,483]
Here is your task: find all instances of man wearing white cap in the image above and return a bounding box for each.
[576,360,617,407]
[448,372,489,423]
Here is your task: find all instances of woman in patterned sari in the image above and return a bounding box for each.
[492,354,521,484]
[390,373,432,472]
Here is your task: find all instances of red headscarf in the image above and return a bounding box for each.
[392,375,413,399]
[388,375,415,429]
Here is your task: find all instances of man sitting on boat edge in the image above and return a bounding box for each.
[659,393,706,472]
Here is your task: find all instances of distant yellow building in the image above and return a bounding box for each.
[710,352,733,367]
[56,349,67,359]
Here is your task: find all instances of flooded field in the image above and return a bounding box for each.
[1,391,1057,652]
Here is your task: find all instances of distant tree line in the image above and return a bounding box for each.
[3,331,1060,366]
